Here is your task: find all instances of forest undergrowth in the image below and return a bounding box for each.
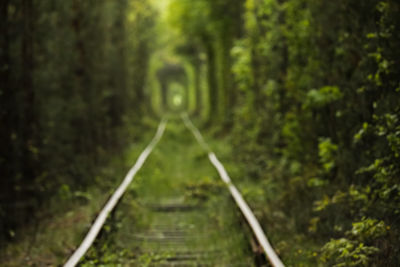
[0,119,158,266]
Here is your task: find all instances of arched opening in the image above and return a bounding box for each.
[156,63,188,113]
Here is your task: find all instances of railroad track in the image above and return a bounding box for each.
[124,198,255,266]
[64,115,284,267]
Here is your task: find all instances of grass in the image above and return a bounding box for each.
[206,125,324,266]
[80,116,256,266]
[1,116,271,266]
[0,123,156,266]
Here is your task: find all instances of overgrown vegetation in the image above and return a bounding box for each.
[79,120,255,266]
[0,0,155,247]
[1,0,399,265]
[167,0,400,265]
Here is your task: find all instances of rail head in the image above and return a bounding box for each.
[182,114,285,267]
[64,119,167,267]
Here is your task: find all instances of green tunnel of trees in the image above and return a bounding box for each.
[0,0,155,244]
[1,0,400,265]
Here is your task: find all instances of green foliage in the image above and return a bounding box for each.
[184,177,224,202]
[228,0,400,265]
[320,218,387,266]
[0,0,155,243]
[349,218,387,243]
[318,138,338,173]
[320,238,379,267]
[231,40,253,92]
[1,0,400,265]
[305,86,343,109]
[167,0,244,124]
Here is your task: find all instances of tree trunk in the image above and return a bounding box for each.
[21,0,36,183]
[205,40,218,125]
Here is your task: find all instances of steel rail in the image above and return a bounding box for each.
[182,114,285,267]
[64,119,167,267]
